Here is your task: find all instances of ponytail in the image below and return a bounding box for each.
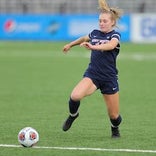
[98,0,123,26]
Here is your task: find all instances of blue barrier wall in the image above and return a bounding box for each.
[0,14,130,41]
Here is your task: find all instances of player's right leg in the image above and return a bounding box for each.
[62,77,97,131]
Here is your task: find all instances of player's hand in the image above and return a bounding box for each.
[63,44,71,53]
[80,42,93,50]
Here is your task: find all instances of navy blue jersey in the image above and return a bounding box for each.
[84,29,121,81]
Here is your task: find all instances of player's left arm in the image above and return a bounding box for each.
[81,38,119,51]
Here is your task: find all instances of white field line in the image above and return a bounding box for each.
[68,52,156,61]
[119,53,156,61]
[0,144,156,154]
[1,50,156,61]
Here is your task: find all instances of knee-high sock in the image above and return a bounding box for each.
[110,115,122,127]
[69,98,80,116]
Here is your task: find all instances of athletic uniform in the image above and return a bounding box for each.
[62,29,122,137]
[84,29,121,94]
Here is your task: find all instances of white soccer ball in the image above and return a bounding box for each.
[18,127,39,147]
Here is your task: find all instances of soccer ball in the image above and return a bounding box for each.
[18,127,39,147]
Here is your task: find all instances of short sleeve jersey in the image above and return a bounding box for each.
[85,29,121,81]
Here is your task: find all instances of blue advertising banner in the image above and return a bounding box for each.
[117,14,130,42]
[0,14,130,41]
[67,14,130,41]
[0,14,68,40]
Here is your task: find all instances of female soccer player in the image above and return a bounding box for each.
[62,0,123,138]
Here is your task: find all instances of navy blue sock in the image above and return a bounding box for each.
[69,98,80,115]
[110,115,122,127]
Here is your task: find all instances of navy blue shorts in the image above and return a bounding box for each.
[84,73,119,94]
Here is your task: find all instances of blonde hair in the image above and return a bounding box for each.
[98,0,123,26]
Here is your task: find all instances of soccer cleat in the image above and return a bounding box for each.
[62,113,79,131]
[111,126,120,138]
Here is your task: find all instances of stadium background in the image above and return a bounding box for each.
[0,0,156,156]
[0,0,156,42]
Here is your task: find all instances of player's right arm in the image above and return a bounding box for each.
[63,35,90,53]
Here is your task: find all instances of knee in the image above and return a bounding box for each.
[70,92,83,101]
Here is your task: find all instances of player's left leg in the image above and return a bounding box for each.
[103,92,122,138]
